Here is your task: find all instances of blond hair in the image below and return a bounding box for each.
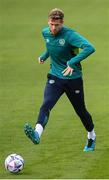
[48,8,64,20]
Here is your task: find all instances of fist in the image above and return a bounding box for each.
[38,57,44,64]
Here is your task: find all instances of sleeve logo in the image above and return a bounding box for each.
[46,38,50,43]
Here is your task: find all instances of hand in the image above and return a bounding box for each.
[62,66,73,76]
[38,57,44,64]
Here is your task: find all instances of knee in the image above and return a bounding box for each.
[41,99,54,111]
[75,107,88,118]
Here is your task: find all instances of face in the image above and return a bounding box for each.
[48,18,63,35]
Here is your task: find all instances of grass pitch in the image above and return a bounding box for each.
[0,0,109,179]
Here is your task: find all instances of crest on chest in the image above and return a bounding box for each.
[59,39,65,46]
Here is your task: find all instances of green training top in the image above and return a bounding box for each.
[40,26,95,79]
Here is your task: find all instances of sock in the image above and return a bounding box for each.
[35,124,43,138]
[88,129,96,140]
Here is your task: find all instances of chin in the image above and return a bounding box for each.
[52,31,58,35]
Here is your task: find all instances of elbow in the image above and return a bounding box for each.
[88,45,96,54]
[83,43,96,55]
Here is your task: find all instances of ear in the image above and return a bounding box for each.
[48,18,51,24]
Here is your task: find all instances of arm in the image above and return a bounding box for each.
[38,29,50,64]
[67,31,95,68]
[38,50,49,64]
[39,50,49,61]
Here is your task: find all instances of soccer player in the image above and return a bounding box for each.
[24,8,96,152]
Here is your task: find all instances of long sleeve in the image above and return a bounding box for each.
[39,50,49,61]
[67,31,95,68]
[39,28,50,61]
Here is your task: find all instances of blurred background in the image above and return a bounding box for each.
[0,0,109,178]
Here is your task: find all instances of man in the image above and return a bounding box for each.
[24,8,96,152]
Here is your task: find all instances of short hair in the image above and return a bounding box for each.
[48,8,64,20]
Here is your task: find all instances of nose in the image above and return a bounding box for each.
[52,25,56,30]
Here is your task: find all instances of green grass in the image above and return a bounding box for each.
[0,0,109,178]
